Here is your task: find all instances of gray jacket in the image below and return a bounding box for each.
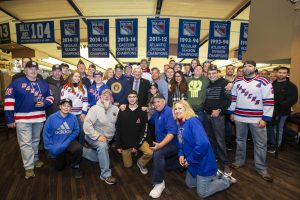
[83,100,119,141]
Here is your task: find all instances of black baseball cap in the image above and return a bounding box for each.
[60,98,72,107]
[25,61,39,69]
[60,63,69,68]
[208,65,218,71]
[149,82,159,90]
[52,64,62,71]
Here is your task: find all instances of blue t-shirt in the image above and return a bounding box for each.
[150,105,178,143]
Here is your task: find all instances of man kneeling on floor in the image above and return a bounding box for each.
[43,98,83,178]
[83,89,119,185]
[116,90,153,174]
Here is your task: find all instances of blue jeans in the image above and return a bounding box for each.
[185,170,230,198]
[204,114,229,165]
[235,121,267,172]
[267,115,288,147]
[83,136,112,178]
[225,114,234,146]
[16,122,44,170]
[196,111,205,124]
[152,142,178,184]
[76,115,85,145]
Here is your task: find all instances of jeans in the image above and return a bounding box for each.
[267,115,288,147]
[83,136,111,178]
[196,111,205,124]
[225,114,234,146]
[53,140,82,170]
[152,142,178,184]
[185,170,230,198]
[76,115,85,145]
[204,114,229,165]
[16,122,44,170]
[235,121,267,172]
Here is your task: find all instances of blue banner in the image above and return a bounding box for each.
[87,19,109,58]
[238,22,248,60]
[208,21,231,60]
[0,23,11,44]
[60,19,80,58]
[115,18,138,58]
[16,21,55,44]
[177,19,200,58]
[147,18,170,57]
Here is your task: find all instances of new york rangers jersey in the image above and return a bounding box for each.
[228,76,274,123]
[60,84,88,115]
[4,76,54,124]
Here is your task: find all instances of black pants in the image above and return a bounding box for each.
[53,140,83,170]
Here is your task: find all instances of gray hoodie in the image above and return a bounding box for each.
[83,100,119,141]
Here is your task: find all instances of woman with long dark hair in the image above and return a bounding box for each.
[61,71,88,144]
[170,71,188,105]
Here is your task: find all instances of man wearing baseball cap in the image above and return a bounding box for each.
[60,63,70,81]
[4,60,54,179]
[12,57,44,81]
[228,60,274,182]
[83,89,119,185]
[106,64,131,106]
[43,98,83,179]
[45,64,66,116]
[88,71,109,107]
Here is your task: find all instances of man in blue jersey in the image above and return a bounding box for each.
[43,98,83,178]
[4,61,53,179]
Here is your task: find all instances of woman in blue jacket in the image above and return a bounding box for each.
[43,98,83,179]
[172,100,236,198]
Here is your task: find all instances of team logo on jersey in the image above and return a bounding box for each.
[183,22,196,36]
[214,23,227,38]
[5,88,13,95]
[92,21,105,35]
[64,22,76,36]
[243,25,248,39]
[136,118,140,123]
[21,83,27,88]
[111,82,122,94]
[152,20,165,35]
[120,21,133,35]
[55,122,72,134]
[177,128,184,144]
[26,86,30,91]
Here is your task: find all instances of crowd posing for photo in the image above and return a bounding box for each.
[3,57,298,198]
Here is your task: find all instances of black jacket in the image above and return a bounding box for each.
[129,78,150,107]
[204,77,231,115]
[273,79,298,117]
[45,76,66,116]
[115,106,149,149]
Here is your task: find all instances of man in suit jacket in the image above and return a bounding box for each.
[130,67,150,107]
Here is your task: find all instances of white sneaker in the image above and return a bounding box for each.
[149,180,165,198]
[137,161,148,175]
[225,174,237,184]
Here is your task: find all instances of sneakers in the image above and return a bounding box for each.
[100,176,117,185]
[231,162,242,169]
[258,170,273,182]
[137,161,148,175]
[267,147,276,154]
[217,169,237,184]
[72,168,83,179]
[34,160,44,168]
[149,181,165,199]
[224,165,232,176]
[25,169,35,179]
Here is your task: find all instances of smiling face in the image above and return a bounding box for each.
[174,102,185,119]
[207,70,218,82]
[94,74,103,84]
[243,64,256,77]
[25,67,38,80]
[153,98,165,112]
[77,63,86,73]
[128,94,138,105]
[226,65,235,76]
[59,102,72,115]
[174,72,182,84]
[72,72,81,83]
[52,69,62,80]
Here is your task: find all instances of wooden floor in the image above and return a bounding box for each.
[0,132,300,200]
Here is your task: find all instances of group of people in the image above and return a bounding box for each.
[3,56,298,198]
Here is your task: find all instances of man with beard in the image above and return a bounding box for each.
[228,60,274,182]
[83,89,119,185]
[268,67,298,152]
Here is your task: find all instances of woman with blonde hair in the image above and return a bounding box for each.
[103,68,114,84]
[61,71,88,144]
[172,100,236,198]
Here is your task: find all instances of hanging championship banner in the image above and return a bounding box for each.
[16,21,54,44]
[87,19,109,58]
[238,22,248,60]
[177,19,200,58]
[116,18,138,58]
[147,18,170,57]
[60,19,80,58]
[208,21,231,60]
[0,23,11,44]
